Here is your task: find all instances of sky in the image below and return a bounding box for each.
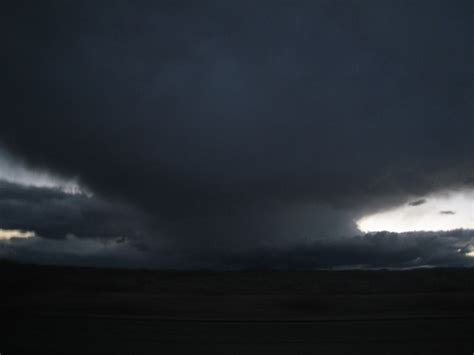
[0,0,473,269]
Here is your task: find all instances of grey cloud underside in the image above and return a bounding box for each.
[208,230,474,270]
[0,181,150,241]
[0,180,360,251]
[0,1,473,266]
[3,229,474,269]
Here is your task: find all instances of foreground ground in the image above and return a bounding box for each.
[2,262,474,354]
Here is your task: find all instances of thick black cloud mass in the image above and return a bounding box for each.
[3,228,474,269]
[0,181,150,241]
[0,1,472,267]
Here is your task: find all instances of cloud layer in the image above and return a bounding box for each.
[0,1,472,268]
[3,228,474,269]
[0,181,150,241]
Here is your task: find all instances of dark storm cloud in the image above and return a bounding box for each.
[196,230,474,270]
[0,234,149,268]
[0,181,150,240]
[0,1,472,262]
[408,199,426,207]
[3,229,474,269]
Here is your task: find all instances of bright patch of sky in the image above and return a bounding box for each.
[0,229,36,240]
[357,189,474,233]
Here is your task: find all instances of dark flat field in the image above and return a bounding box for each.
[2,262,474,354]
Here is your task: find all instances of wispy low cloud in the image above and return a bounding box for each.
[440,210,456,215]
[408,199,427,206]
